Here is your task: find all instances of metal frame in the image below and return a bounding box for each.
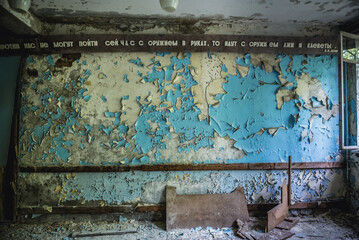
[340,31,359,150]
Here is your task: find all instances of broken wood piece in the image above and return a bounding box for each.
[266,182,289,232]
[275,218,299,230]
[70,230,137,238]
[238,231,256,240]
[258,229,294,240]
[236,219,255,240]
[166,186,249,230]
[266,156,292,232]
[288,156,292,206]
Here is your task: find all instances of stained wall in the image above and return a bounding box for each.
[18,52,343,209]
[0,56,21,167]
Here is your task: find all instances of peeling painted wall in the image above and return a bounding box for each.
[18,52,343,207]
[348,63,359,214]
[18,169,345,208]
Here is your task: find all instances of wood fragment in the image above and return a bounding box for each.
[266,182,289,232]
[288,156,291,206]
[258,229,294,240]
[266,156,292,232]
[18,161,345,173]
[70,230,137,238]
[275,218,299,230]
[166,186,249,230]
[236,219,255,240]
[17,200,345,215]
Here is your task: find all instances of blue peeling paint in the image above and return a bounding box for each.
[101,95,107,102]
[20,53,340,170]
[56,168,344,205]
[78,88,88,98]
[83,95,91,102]
[129,58,144,67]
[26,56,36,64]
[105,111,115,118]
[156,52,171,56]
[100,125,112,136]
[46,56,55,66]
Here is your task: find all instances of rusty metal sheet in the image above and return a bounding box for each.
[166,186,249,230]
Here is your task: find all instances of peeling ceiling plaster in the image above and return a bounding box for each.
[30,0,359,25]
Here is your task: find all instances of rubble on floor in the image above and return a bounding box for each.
[0,209,358,240]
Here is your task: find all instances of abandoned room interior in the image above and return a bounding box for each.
[0,0,359,239]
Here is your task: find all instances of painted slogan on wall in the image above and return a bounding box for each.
[0,34,338,55]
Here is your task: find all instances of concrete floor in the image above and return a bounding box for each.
[0,209,358,240]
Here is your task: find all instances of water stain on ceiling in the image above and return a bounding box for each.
[30,0,359,26]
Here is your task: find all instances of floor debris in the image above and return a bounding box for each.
[236,218,255,240]
[258,228,294,240]
[70,229,137,238]
[0,209,358,239]
[275,218,299,230]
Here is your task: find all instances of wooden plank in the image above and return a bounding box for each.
[289,200,345,209]
[17,205,133,214]
[18,161,345,173]
[247,204,278,211]
[166,186,249,230]
[288,157,292,206]
[135,204,166,212]
[276,218,299,230]
[70,230,137,238]
[17,200,344,215]
[266,182,289,232]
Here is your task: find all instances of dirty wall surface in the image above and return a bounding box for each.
[349,151,359,213]
[18,52,344,207]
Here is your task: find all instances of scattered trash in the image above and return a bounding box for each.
[236,219,255,240]
[290,209,299,217]
[300,209,313,216]
[275,218,299,230]
[119,215,128,222]
[0,210,358,239]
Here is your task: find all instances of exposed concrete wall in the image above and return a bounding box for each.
[18,52,343,208]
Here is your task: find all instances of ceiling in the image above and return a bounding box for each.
[1,0,359,36]
[30,0,359,26]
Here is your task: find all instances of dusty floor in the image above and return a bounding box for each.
[0,209,358,240]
